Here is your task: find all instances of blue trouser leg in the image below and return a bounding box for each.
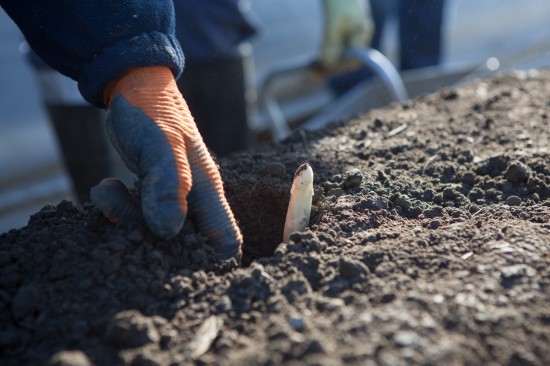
[398,0,446,70]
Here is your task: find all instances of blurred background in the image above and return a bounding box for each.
[1,0,550,233]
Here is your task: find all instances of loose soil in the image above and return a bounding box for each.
[1,70,549,366]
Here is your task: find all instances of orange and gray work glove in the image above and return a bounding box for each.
[90,66,243,261]
[321,0,374,68]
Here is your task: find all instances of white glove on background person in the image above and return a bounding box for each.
[321,0,374,68]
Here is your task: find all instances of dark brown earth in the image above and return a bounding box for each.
[1,70,550,366]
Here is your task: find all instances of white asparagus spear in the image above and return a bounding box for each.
[283,163,314,243]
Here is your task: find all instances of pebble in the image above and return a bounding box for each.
[48,350,93,366]
[432,294,445,304]
[394,330,421,347]
[320,298,345,311]
[506,195,522,206]
[288,316,307,331]
[501,265,535,279]
[429,219,442,229]
[381,293,396,303]
[338,258,370,279]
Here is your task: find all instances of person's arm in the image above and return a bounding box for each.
[2,1,243,260]
[2,0,184,107]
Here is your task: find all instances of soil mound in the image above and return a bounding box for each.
[1,70,549,365]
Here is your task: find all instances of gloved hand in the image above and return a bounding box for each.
[321,0,374,68]
[90,66,243,261]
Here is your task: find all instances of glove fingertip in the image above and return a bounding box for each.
[90,178,143,225]
[141,199,186,239]
[210,232,243,263]
[187,167,243,261]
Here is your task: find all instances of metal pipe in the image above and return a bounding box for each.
[344,48,408,102]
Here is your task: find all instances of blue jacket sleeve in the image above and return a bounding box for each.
[1,0,185,107]
[174,0,258,64]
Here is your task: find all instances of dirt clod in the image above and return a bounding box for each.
[103,310,160,348]
[506,161,532,183]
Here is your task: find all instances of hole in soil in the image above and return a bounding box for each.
[227,182,290,266]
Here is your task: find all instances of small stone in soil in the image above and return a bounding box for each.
[506,195,522,206]
[288,316,307,331]
[429,220,442,229]
[394,330,422,347]
[338,258,370,279]
[48,350,93,366]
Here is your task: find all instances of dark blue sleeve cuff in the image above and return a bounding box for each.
[78,31,185,108]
